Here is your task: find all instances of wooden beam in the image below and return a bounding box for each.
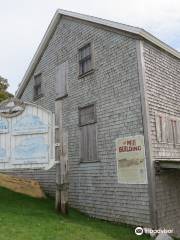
[55,99,68,214]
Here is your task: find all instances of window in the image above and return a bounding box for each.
[155,113,180,145]
[55,61,68,99]
[79,43,92,76]
[34,73,42,100]
[79,104,97,162]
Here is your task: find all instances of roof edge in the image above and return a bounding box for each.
[16,9,180,98]
[16,10,61,97]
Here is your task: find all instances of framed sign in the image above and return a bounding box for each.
[0,99,55,170]
[116,135,147,184]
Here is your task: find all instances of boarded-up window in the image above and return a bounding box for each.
[79,104,97,162]
[55,61,68,99]
[155,113,180,145]
[34,73,42,100]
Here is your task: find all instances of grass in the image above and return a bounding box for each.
[0,187,151,240]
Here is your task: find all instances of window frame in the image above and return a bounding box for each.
[78,43,94,77]
[33,73,43,100]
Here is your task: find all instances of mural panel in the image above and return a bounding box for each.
[116,135,147,184]
[12,115,48,135]
[12,136,49,164]
[0,99,55,170]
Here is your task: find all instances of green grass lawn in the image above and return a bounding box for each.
[0,187,151,240]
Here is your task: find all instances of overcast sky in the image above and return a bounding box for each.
[0,0,180,94]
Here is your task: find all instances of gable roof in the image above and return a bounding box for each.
[16,9,180,98]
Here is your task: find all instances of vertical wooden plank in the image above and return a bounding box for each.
[88,124,97,162]
[165,117,173,143]
[55,100,61,211]
[55,61,68,99]
[60,130,68,213]
[55,99,68,213]
[161,114,166,143]
[176,119,180,144]
[80,126,88,162]
[80,128,84,162]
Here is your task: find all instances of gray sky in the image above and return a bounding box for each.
[0,0,180,94]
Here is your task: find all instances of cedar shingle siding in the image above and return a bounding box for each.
[20,16,151,226]
[5,11,180,237]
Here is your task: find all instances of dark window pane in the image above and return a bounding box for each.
[79,43,92,75]
[34,74,41,85]
[79,62,83,75]
[86,58,91,72]
[85,44,90,56]
[34,74,42,99]
[84,61,88,73]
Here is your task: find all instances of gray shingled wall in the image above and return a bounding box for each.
[143,42,180,236]
[7,16,151,226]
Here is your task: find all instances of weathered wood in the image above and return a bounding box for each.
[60,130,68,213]
[80,124,97,163]
[55,100,69,214]
[55,101,61,211]
[0,173,45,198]
[55,61,68,99]
[79,104,97,163]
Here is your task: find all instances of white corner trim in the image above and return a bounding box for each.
[139,29,180,58]
[136,39,158,228]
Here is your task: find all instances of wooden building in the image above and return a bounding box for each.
[10,9,180,236]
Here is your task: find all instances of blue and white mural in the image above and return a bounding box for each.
[12,115,48,135]
[0,100,55,170]
[0,119,8,133]
[0,146,6,161]
[12,136,49,164]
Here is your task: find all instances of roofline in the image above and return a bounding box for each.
[16,9,180,98]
